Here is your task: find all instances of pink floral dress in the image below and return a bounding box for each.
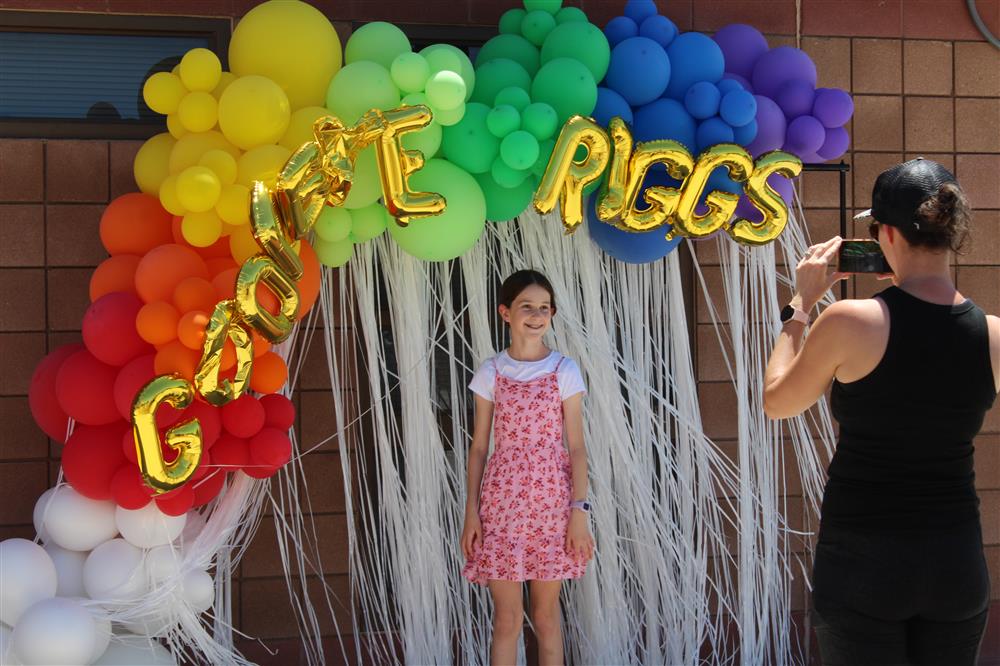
[462,357,587,585]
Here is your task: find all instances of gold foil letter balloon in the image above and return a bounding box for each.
[131,375,203,493]
[672,144,754,239]
[373,105,446,224]
[616,139,694,232]
[533,115,611,232]
[728,151,802,246]
[193,299,254,406]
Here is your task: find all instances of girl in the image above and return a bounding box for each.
[461,269,595,666]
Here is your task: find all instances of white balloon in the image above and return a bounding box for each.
[83,539,146,601]
[115,504,186,549]
[178,509,206,547]
[144,545,182,584]
[180,570,214,613]
[30,489,55,544]
[1,623,20,666]
[91,634,175,665]
[42,544,87,598]
[90,615,112,664]
[119,610,176,639]
[0,540,56,626]
[42,487,118,552]
[11,597,96,666]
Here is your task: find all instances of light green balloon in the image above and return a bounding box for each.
[470,58,531,106]
[350,202,390,242]
[530,57,597,125]
[402,91,428,107]
[532,139,555,177]
[391,52,430,94]
[425,71,466,111]
[521,10,556,46]
[420,44,476,102]
[475,34,540,76]
[326,61,400,124]
[315,206,353,242]
[539,21,611,82]
[345,22,411,70]
[500,130,539,171]
[343,146,380,210]
[491,156,529,188]
[494,86,531,111]
[521,102,558,140]
[499,8,527,34]
[432,103,466,126]
[388,159,486,262]
[474,172,537,221]
[313,237,354,268]
[555,7,588,23]
[524,0,562,15]
[441,103,498,173]
[487,105,521,138]
[402,120,442,158]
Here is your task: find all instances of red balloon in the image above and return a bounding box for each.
[179,400,222,448]
[221,395,265,438]
[211,434,249,469]
[121,428,138,464]
[155,483,194,516]
[243,462,279,479]
[29,344,83,443]
[191,449,212,480]
[113,355,184,426]
[56,350,120,425]
[110,464,154,510]
[83,292,152,366]
[249,427,292,469]
[192,469,226,507]
[260,394,295,431]
[63,422,129,500]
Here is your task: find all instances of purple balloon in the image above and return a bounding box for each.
[812,87,854,128]
[775,80,815,119]
[713,23,769,81]
[816,126,850,161]
[733,173,796,223]
[746,94,786,155]
[751,46,818,99]
[604,16,639,47]
[722,72,753,93]
[784,115,826,156]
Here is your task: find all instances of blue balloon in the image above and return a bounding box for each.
[603,16,638,47]
[605,37,671,106]
[638,15,678,48]
[623,0,658,24]
[696,117,735,151]
[717,78,744,96]
[719,89,757,127]
[684,81,721,120]
[586,192,682,264]
[732,117,758,145]
[664,32,725,100]
[592,87,634,126]
[633,98,696,150]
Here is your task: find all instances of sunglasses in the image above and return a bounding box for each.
[868,221,880,240]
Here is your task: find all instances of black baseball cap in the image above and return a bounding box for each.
[853,157,957,231]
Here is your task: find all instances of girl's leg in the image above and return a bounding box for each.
[528,580,563,666]
[488,580,523,666]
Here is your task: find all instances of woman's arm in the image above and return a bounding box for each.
[563,392,594,560]
[461,394,493,560]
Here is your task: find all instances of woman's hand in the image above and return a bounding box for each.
[794,236,849,311]
[461,512,482,561]
[566,511,595,562]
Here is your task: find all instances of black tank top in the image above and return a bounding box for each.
[824,286,997,530]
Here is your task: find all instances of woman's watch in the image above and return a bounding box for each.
[570,500,592,513]
[779,304,809,325]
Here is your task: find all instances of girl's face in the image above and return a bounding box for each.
[499,284,554,341]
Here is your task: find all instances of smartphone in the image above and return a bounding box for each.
[838,240,892,274]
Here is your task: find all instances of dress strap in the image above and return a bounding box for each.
[554,354,565,372]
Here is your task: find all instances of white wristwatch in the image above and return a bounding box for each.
[779,304,809,325]
[570,500,592,513]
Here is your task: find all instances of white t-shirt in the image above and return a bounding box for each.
[468,350,586,403]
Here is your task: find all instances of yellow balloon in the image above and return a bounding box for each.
[237,144,292,189]
[177,91,218,133]
[229,0,343,108]
[179,47,222,92]
[166,113,187,139]
[218,75,291,150]
[168,130,240,174]
[176,165,222,212]
[133,133,176,196]
[229,223,261,264]
[279,106,330,152]
[181,210,224,247]
[159,175,186,216]
[199,149,238,185]
[213,71,237,99]
[143,72,186,115]
[131,375,202,493]
[193,299,253,406]
[216,184,251,225]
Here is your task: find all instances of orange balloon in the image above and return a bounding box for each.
[206,257,238,277]
[134,244,210,304]
[295,240,321,319]
[100,193,174,256]
[136,301,180,345]
[212,267,239,301]
[229,223,260,264]
[251,330,272,358]
[197,234,233,260]
[154,340,200,381]
[177,310,210,350]
[90,254,141,302]
[173,277,217,314]
[250,351,288,394]
[220,337,237,371]
[170,215,185,244]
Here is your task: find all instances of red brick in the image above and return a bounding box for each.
[904,96,954,153]
[852,152,904,210]
[955,98,1000,153]
[0,269,45,331]
[851,96,903,151]
[802,208,845,246]
[976,435,1000,488]
[299,389,352,453]
[45,141,108,203]
[355,0,470,25]
[45,204,107,267]
[0,461,48,523]
[104,0,235,15]
[852,39,902,94]
[0,140,44,202]
[109,140,143,200]
[801,167,852,210]
[959,210,1000,266]
[580,0,694,32]
[696,323,733,382]
[902,0,1000,41]
[0,204,44,267]
[698,381,739,440]
[902,39,952,96]
[0,396,49,460]
[0,332,45,395]
[801,0,902,38]
[957,154,1000,210]
[301,453,348,514]
[240,575,352,639]
[243,513,349,578]
[957,266,1000,314]
[47,268,92,331]
[955,41,1000,97]
[692,1,796,35]
[801,37,851,91]
[902,152,955,173]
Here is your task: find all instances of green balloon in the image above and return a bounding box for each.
[388,159,486,261]
[494,86,531,111]
[326,61,401,124]
[532,139,555,177]
[350,202,390,243]
[539,22,611,82]
[432,103,466,126]
[425,70,466,110]
[521,102,558,140]
[391,52,430,94]
[487,105,521,138]
[500,130,539,171]
[315,206,353,242]
[474,172,537,221]
[470,58,531,106]
[313,237,354,268]
[491,156,529,188]
[475,34,540,76]
[499,8,527,34]
[524,0,562,15]
[440,103,500,174]
[402,120,442,158]
[345,22,411,70]
[521,10,556,47]
[343,146,380,210]
[530,57,597,125]
[420,44,476,102]
[555,7,588,23]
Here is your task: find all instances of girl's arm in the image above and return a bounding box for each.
[461,394,493,560]
[563,393,594,560]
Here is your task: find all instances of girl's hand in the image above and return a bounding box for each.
[566,511,595,562]
[794,237,849,311]
[461,513,482,561]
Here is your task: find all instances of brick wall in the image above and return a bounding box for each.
[1,0,998,663]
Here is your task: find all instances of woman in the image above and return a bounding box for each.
[763,158,999,665]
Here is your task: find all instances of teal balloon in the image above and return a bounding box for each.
[530,57,597,125]
[500,130,539,171]
[521,102,558,140]
[425,70,466,110]
[388,159,486,261]
[474,172,537,221]
[313,237,354,267]
[343,146,381,210]
[350,203,390,242]
[420,44,476,101]
[390,52,430,93]
[521,10,557,46]
[494,86,531,111]
[475,34,540,76]
[487,105,521,138]
[499,8,527,35]
[402,120,442,158]
[539,22,611,82]
[470,58,532,106]
[524,0,562,15]
[441,103,500,174]
[555,7,588,23]
[326,61,401,124]
[345,22,411,70]
[532,139,555,177]
[491,156,530,188]
[315,206,352,242]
